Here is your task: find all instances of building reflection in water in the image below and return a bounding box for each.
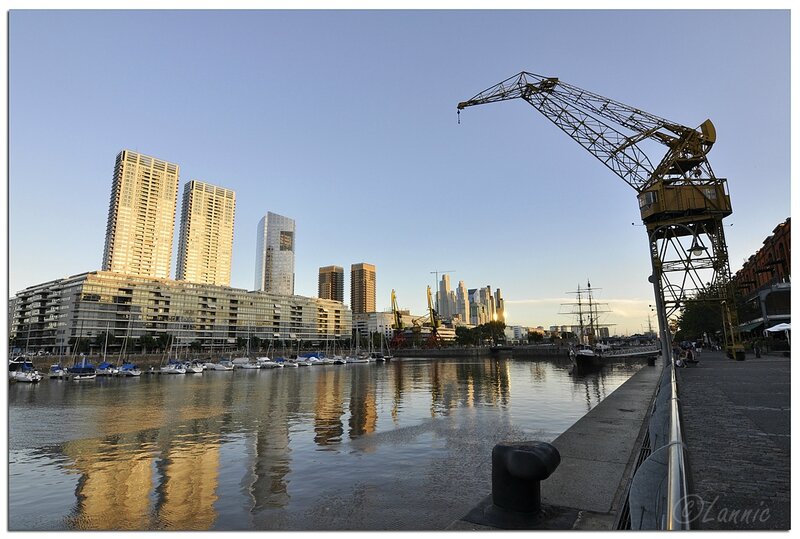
[63,437,154,530]
[348,366,377,441]
[247,371,292,511]
[155,441,220,530]
[12,356,642,531]
[314,368,344,446]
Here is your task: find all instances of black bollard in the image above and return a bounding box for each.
[491,441,560,514]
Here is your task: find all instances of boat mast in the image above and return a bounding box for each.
[586,280,596,346]
[103,322,110,363]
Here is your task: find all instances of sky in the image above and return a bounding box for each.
[6,9,792,335]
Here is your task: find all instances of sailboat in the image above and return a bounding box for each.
[562,281,609,370]
[160,334,186,374]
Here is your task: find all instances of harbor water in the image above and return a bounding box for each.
[8,356,647,530]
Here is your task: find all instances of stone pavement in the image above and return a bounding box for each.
[676,350,791,530]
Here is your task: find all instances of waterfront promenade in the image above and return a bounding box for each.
[677,350,790,530]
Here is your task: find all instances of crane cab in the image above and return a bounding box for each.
[638,179,732,224]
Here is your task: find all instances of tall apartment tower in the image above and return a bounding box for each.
[176,180,236,286]
[102,149,180,279]
[319,266,344,302]
[254,212,295,295]
[350,263,376,314]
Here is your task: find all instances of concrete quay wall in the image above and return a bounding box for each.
[450,357,666,530]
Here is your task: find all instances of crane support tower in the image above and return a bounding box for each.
[458,72,744,360]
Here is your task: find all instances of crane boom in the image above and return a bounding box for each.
[457,72,716,192]
[458,72,744,360]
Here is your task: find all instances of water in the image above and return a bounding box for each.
[8,356,645,530]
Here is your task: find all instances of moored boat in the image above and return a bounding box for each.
[237,361,262,369]
[204,359,234,371]
[118,362,142,377]
[67,358,97,381]
[160,360,187,374]
[9,357,43,383]
[96,361,119,376]
[48,364,68,379]
[257,356,282,368]
[183,360,205,373]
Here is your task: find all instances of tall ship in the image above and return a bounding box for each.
[562,281,660,368]
[562,281,611,369]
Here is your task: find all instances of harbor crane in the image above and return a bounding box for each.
[426,285,443,348]
[458,72,744,360]
[390,289,405,348]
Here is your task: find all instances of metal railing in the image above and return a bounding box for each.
[665,359,690,529]
[626,357,691,530]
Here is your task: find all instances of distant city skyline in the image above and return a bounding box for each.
[8,10,791,334]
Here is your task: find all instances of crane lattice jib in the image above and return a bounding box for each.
[457,72,715,193]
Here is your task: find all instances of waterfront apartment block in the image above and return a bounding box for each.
[102,150,180,279]
[255,212,295,295]
[176,180,236,286]
[9,271,351,354]
[318,265,344,302]
[350,263,376,314]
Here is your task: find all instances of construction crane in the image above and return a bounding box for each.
[458,72,743,360]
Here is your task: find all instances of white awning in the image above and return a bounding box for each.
[765,323,791,332]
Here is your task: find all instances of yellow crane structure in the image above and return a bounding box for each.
[458,72,744,360]
[390,289,405,348]
[425,285,443,348]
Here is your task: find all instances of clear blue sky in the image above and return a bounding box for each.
[8,10,791,334]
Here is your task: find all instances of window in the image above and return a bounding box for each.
[280,231,294,251]
[639,191,658,208]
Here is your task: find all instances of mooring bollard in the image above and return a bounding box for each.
[491,441,560,514]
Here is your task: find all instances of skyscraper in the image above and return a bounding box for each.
[318,265,344,302]
[255,212,295,295]
[350,263,376,314]
[102,149,180,279]
[494,288,505,324]
[438,274,453,319]
[456,280,469,323]
[176,180,236,286]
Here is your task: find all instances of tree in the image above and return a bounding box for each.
[528,331,544,343]
[68,337,90,355]
[139,335,157,354]
[156,333,172,352]
[189,340,203,352]
[673,297,723,343]
[671,286,730,343]
[455,326,476,346]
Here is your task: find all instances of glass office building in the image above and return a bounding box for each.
[254,212,295,295]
